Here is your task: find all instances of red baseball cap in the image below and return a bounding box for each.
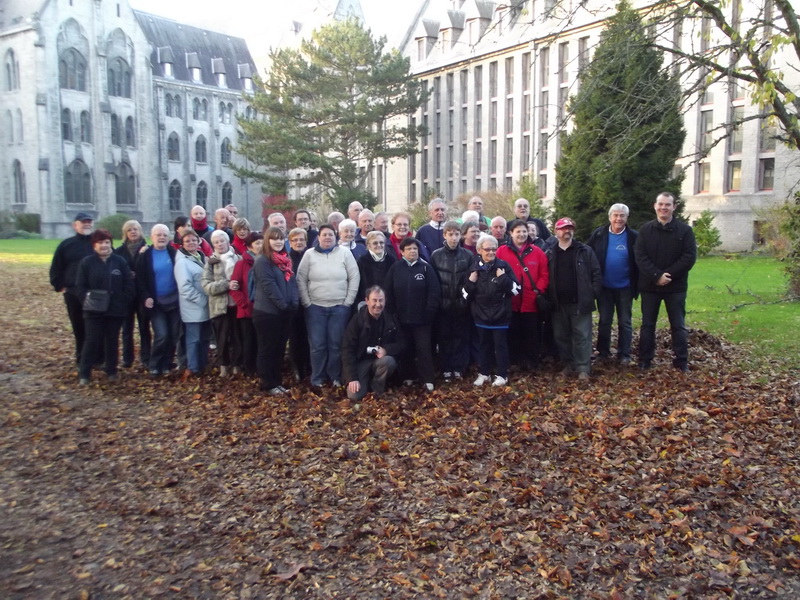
[554,217,576,230]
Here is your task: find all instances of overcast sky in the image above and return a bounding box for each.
[130,0,421,72]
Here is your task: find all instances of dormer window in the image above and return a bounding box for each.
[157,46,174,79]
[186,52,202,83]
[238,63,254,91]
[212,58,227,88]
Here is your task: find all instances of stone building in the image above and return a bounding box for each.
[386,0,799,251]
[0,0,259,238]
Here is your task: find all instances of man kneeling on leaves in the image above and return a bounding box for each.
[342,286,407,401]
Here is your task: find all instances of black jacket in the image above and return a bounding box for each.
[342,306,407,383]
[357,251,397,301]
[586,225,640,298]
[384,259,441,326]
[252,254,299,315]
[113,240,146,270]
[430,244,473,313]
[50,233,93,296]
[136,245,178,310]
[75,253,135,318]
[463,257,518,327]
[545,241,602,315]
[635,218,697,294]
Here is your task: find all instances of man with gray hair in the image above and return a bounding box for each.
[586,203,639,365]
[204,208,232,243]
[347,201,364,222]
[415,197,448,253]
[355,209,374,246]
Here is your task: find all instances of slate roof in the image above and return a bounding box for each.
[133,11,256,91]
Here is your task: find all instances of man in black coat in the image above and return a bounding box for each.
[50,212,95,363]
[342,286,407,401]
[586,203,639,365]
[635,192,697,372]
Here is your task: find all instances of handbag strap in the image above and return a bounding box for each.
[512,247,542,295]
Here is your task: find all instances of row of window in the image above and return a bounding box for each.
[167,133,232,165]
[696,157,775,194]
[61,110,135,147]
[59,49,132,98]
[164,94,236,124]
[168,179,233,211]
[20,160,237,209]
[63,159,135,205]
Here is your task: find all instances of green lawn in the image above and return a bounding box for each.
[2,240,797,369]
[684,254,800,369]
[0,238,60,265]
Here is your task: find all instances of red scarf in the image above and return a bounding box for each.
[271,250,293,281]
[389,232,406,259]
[232,235,247,255]
[190,215,208,232]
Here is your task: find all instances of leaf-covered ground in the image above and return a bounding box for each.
[1,265,799,599]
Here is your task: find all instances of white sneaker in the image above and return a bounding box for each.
[442,372,453,381]
[473,373,490,386]
[425,383,434,391]
[403,379,414,386]
[453,371,462,379]
[491,375,508,387]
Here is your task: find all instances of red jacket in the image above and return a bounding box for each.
[497,242,549,313]
[230,251,255,318]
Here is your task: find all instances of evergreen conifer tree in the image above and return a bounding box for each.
[554,1,685,240]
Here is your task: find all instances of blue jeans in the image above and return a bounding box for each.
[639,291,688,367]
[596,286,634,359]
[305,304,351,385]
[148,305,180,374]
[552,305,593,374]
[184,321,211,373]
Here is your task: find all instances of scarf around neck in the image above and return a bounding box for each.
[271,250,294,281]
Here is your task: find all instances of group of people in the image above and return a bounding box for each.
[50,191,696,398]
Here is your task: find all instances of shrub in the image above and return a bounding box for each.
[693,209,722,257]
[758,195,800,298]
[14,213,41,233]
[0,230,43,239]
[96,213,134,240]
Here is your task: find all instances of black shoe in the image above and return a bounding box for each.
[638,361,651,370]
[675,364,689,373]
[121,361,133,369]
[149,369,161,378]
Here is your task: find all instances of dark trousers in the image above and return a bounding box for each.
[148,305,180,374]
[121,305,151,366]
[347,356,397,401]
[211,306,240,367]
[508,311,541,369]
[596,286,634,359]
[552,305,593,374]
[79,314,124,380]
[237,317,258,377]
[477,327,510,378]
[401,324,435,384]
[64,292,85,363]
[435,310,470,373]
[253,310,293,389]
[639,291,688,367]
[288,307,311,379]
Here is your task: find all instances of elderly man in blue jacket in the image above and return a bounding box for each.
[586,203,639,366]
